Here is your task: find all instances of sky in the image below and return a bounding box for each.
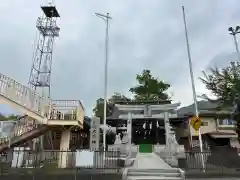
[0,0,240,116]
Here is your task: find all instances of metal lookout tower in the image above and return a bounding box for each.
[28,3,60,99]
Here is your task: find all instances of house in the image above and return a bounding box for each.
[176,101,240,150]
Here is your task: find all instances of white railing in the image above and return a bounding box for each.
[49,100,84,123]
[0,136,9,144]
[0,73,48,116]
[155,144,186,160]
[0,118,37,145]
[0,121,16,145]
[0,73,84,125]
[13,118,37,137]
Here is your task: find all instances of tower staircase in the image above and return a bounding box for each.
[0,115,49,152]
[0,73,84,152]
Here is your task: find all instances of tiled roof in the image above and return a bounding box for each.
[177,101,233,116]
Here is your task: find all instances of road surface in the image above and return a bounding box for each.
[188,179,239,180]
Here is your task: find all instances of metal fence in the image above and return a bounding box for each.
[179,151,240,172]
[0,171,122,180]
[0,149,122,175]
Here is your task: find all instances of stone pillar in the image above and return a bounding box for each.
[58,128,71,168]
[164,112,170,145]
[127,112,132,157]
[90,117,100,150]
[164,111,179,166]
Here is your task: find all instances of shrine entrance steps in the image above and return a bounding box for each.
[133,153,172,169]
[125,153,185,180]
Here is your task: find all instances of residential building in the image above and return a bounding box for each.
[177,101,239,150]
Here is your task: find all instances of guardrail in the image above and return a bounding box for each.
[0,149,121,172]
[179,150,240,172]
[0,73,85,126]
[49,100,84,124]
[0,116,38,145]
[0,73,48,117]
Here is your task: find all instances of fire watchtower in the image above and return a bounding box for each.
[29,4,60,99]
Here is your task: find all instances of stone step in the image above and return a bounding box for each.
[128,172,180,177]
[127,176,182,180]
[128,168,179,173]
[127,168,183,180]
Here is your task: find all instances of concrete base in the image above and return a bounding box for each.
[165,158,178,167]
[127,168,183,180]
[58,128,71,168]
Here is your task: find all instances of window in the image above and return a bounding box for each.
[139,110,144,115]
[201,121,208,126]
[218,118,234,125]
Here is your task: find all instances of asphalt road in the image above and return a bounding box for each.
[188,179,239,180]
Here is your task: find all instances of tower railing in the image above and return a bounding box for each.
[36,17,60,36]
[0,73,48,117]
[49,100,84,124]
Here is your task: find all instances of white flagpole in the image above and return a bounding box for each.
[182,6,205,170]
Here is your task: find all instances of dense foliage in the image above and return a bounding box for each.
[0,113,17,121]
[93,69,171,122]
[93,93,131,124]
[200,61,240,141]
[200,61,240,108]
[129,69,171,101]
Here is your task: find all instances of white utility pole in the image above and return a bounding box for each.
[95,13,112,152]
[182,6,205,170]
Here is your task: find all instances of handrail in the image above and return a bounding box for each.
[0,73,48,117]
[179,168,186,180]
[0,73,84,125]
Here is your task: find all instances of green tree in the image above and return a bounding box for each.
[200,61,240,141]
[199,61,240,107]
[108,92,131,103]
[93,93,130,124]
[0,113,17,121]
[0,113,5,120]
[129,69,171,101]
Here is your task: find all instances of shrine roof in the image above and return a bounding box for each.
[106,117,187,127]
[107,116,187,122]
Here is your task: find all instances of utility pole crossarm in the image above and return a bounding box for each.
[95,13,112,19]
